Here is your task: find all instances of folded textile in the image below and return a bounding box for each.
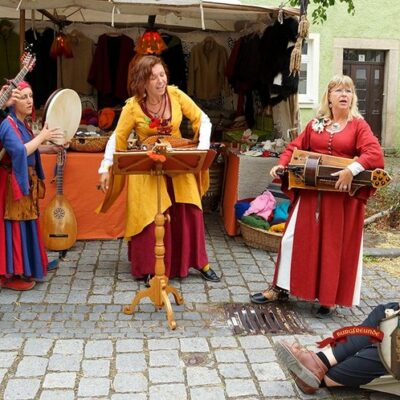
[241,214,270,230]
[269,222,285,233]
[235,201,251,220]
[271,200,290,224]
[243,190,276,221]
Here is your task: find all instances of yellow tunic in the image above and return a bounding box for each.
[100,86,209,239]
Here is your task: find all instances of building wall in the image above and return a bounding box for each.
[242,0,400,150]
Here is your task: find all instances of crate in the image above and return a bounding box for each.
[238,220,282,252]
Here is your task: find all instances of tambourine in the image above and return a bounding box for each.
[43,89,82,145]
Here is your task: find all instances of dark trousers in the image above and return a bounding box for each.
[325,302,399,387]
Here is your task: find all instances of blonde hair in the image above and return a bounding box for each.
[317,75,362,119]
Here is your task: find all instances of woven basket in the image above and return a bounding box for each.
[69,135,110,153]
[238,220,282,252]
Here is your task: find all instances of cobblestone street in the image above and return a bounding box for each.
[0,213,398,399]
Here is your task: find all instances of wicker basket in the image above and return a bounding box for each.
[238,220,282,252]
[69,135,110,153]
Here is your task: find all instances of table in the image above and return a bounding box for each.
[221,151,277,236]
[40,152,126,240]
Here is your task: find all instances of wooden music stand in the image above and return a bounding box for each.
[113,145,216,330]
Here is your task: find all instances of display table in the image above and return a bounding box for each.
[40,153,126,240]
[221,151,277,236]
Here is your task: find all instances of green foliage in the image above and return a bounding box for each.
[288,0,355,24]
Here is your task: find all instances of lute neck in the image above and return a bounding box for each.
[0,65,30,109]
[56,162,64,195]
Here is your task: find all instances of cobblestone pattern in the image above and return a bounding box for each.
[0,215,398,399]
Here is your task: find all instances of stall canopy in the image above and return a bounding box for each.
[0,0,299,31]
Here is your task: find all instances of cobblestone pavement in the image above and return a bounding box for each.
[0,213,398,400]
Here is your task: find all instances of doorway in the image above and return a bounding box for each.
[343,49,385,142]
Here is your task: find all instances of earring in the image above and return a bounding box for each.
[328,102,332,108]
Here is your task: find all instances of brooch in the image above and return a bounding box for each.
[311,118,331,134]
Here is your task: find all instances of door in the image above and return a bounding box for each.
[343,49,385,142]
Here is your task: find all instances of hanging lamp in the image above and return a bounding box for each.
[134,15,167,55]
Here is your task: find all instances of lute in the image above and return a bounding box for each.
[41,149,77,251]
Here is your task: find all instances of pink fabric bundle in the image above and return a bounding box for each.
[243,190,276,221]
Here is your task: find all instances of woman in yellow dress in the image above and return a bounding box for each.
[99,56,220,282]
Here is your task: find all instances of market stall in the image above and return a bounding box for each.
[0,0,301,239]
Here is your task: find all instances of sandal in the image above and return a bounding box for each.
[250,285,289,304]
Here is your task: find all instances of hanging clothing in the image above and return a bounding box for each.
[159,33,187,91]
[0,23,20,85]
[258,17,299,107]
[25,28,57,108]
[0,113,48,279]
[61,30,94,95]
[88,34,135,108]
[273,118,384,307]
[187,37,229,100]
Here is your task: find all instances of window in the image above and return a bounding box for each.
[298,33,320,108]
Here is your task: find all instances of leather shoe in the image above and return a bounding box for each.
[250,286,289,304]
[276,341,328,394]
[316,306,335,319]
[199,268,220,282]
[0,277,36,291]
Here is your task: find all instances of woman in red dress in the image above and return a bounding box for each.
[250,75,384,317]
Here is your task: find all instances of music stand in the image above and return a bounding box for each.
[113,145,216,330]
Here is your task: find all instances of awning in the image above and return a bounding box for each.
[0,0,299,31]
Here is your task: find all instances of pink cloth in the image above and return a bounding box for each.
[243,190,276,221]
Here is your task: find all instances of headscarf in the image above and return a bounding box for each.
[15,80,36,121]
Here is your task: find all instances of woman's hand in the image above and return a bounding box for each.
[331,167,353,192]
[99,172,110,193]
[39,123,64,144]
[270,164,285,179]
[1,86,21,108]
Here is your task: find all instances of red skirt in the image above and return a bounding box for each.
[128,178,208,279]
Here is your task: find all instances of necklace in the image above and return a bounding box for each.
[146,95,164,118]
[330,119,347,132]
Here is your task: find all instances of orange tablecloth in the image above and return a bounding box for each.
[40,153,126,240]
[222,151,277,236]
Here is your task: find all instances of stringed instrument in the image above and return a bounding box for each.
[0,50,36,163]
[283,148,392,196]
[141,135,197,149]
[0,48,36,109]
[41,149,77,251]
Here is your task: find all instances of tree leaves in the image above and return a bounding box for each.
[288,0,355,24]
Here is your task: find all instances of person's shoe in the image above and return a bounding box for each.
[250,285,289,304]
[316,306,335,319]
[145,274,153,288]
[276,341,328,394]
[47,259,60,271]
[199,268,220,282]
[0,276,36,291]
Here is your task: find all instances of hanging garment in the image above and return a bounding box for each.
[187,37,229,100]
[25,28,57,108]
[0,21,20,85]
[61,29,94,95]
[88,34,135,108]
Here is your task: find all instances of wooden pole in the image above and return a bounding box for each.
[19,10,25,58]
